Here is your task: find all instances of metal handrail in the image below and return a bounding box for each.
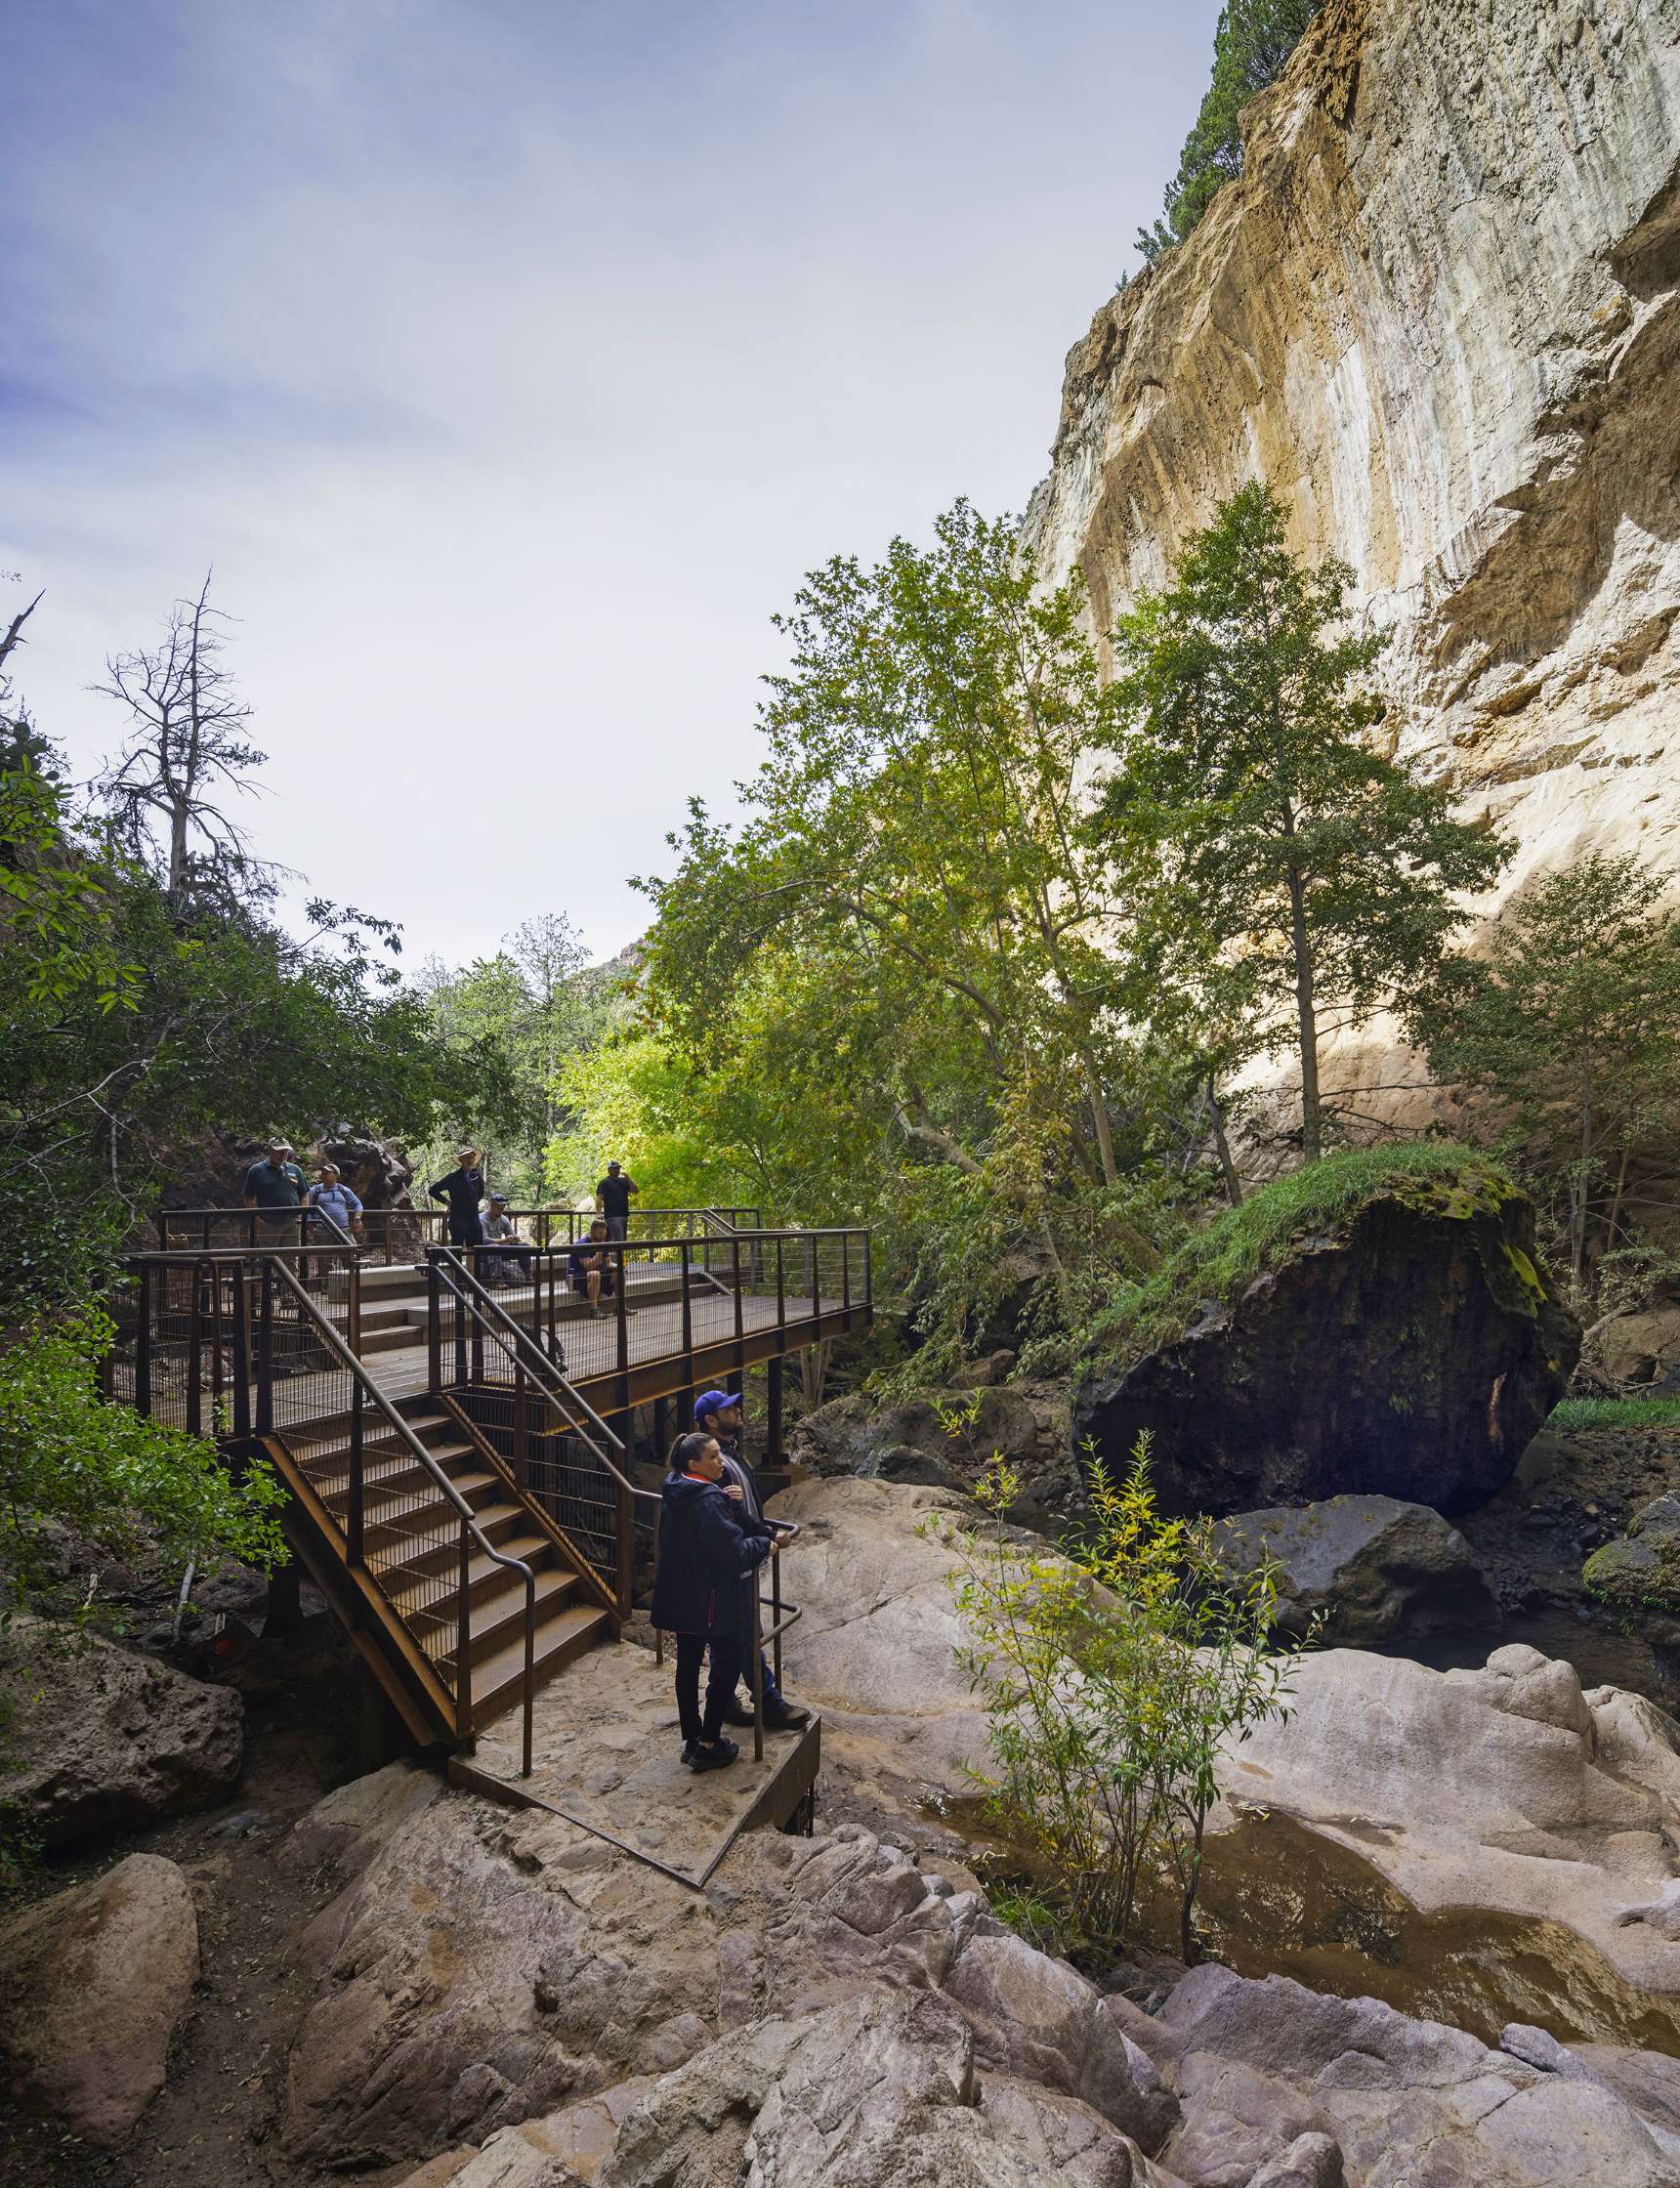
[264,1256,538,1775]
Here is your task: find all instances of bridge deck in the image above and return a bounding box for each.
[451,1635,819,1885]
[135,1280,829,1430]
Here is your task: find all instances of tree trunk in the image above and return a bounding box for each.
[1206,1077,1243,1207]
[1286,865,1322,1161]
[1079,1046,1119,1188]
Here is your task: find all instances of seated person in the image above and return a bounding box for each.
[480,1192,533,1286]
[566,1216,618,1316]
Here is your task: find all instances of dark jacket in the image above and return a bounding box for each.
[430,1166,483,1215]
[716,1436,764,1524]
[651,1473,771,1643]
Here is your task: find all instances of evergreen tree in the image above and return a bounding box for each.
[1137,0,1322,264]
[1100,483,1506,1161]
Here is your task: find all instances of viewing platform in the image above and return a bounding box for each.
[108,1207,867,1878]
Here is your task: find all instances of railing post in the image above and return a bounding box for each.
[469,1252,484,1384]
[811,1234,821,1331]
[136,1261,153,1418]
[864,1229,872,1310]
[349,1257,362,1359]
[842,1232,851,1313]
[348,1373,365,1569]
[614,1473,633,1620]
[455,1520,473,1744]
[614,1245,630,1408]
[776,1236,785,1334]
[772,1530,784,1695]
[255,1260,275,1437]
[231,1264,251,1442]
[187,1258,204,1438]
[750,1576,765,1764]
[427,1254,442,1396]
[767,1355,783,1466]
[680,1240,693,1388]
[453,1258,468,1391]
[733,1239,743,1364]
[513,1359,528,1493]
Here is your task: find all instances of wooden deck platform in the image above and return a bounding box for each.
[450,1636,819,1886]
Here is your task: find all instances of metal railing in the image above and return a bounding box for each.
[154,1203,767,1268]
[111,1247,539,1775]
[425,1246,807,1764]
[424,1225,870,1404]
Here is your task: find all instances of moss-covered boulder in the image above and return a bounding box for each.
[1583,1493,1680,1642]
[1071,1147,1579,1517]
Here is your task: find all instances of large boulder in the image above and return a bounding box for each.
[1072,1159,1579,1516]
[1212,1495,1500,1646]
[789,1382,1081,1533]
[0,1621,244,1849]
[1219,1642,1680,2019]
[1596,1304,1680,1388]
[1152,1965,1680,2188]
[279,1786,1175,2172]
[1584,1491,1680,1644]
[0,1853,198,2146]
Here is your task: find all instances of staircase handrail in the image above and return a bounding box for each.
[428,1247,647,1499]
[265,1255,538,1772]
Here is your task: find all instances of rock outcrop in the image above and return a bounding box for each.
[1212,1494,1500,1646]
[0,1621,244,1849]
[0,1853,199,2147]
[1223,1642,1680,2015]
[1024,0,1680,1120]
[789,1381,1081,1533]
[1584,1487,1680,1638]
[1072,1169,1579,1515]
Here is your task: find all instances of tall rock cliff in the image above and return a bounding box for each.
[1025,0,1680,1110]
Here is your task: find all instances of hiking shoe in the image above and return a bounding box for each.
[722,1703,759,1728]
[680,1739,697,1765]
[763,1702,811,1732]
[688,1739,739,1773]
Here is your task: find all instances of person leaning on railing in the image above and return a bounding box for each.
[651,1430,779,1774]
[692,1389,810,1732]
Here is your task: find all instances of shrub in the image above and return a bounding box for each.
[0,1306,286,1616]
[946,1438,1304,1958]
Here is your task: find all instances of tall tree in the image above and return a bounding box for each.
[1407,854,1680,1289]
[1100,484,1507,1161]
[94,571,272,911]
[641,500,1148,1210]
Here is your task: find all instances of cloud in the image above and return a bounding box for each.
[4,0,1217,964]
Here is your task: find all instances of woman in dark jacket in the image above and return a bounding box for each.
[651,1432,777,1772]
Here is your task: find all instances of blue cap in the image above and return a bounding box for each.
[693,1389,738,1425]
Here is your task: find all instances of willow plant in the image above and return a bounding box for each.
[947,1436,1304,1958]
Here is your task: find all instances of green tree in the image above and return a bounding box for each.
[1100,484,1507,1161]
[947,1440,1300,1958]
[1138,0,1323,263]
[1408,854,1680,1291]
[638,502,1168,1247]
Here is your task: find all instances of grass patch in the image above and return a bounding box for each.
[1082,1141,1519,1375]
[1548,1397,1680,1434]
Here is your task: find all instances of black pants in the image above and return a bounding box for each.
[675,1631,745,1745]
[448,1211,483,1247]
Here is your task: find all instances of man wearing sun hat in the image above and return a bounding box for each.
[692,1387,811,1732]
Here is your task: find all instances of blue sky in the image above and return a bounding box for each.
[5,0,1218,967]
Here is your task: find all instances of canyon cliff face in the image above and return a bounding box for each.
[1025,0,1680,1118]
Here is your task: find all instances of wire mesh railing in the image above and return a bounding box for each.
[112,1248,538,1772]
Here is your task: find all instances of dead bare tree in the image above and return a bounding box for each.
[93,571,273,911]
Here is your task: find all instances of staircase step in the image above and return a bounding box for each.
[387,1531,556,1618]
[319,1446,483,1513]
[368,1496,528,1576]
[357,1323,429,1355]
[468,1604,611,1732]
[433,1565,582,1670]
[360,1475,505,1557]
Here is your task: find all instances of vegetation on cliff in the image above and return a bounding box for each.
[1136,0,1323,266]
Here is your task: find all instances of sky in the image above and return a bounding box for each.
[5,0,1218,971]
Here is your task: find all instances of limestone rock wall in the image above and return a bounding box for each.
[1024,0,1680,1115]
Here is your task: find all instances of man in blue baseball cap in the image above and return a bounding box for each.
[692,1388,810,1732]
